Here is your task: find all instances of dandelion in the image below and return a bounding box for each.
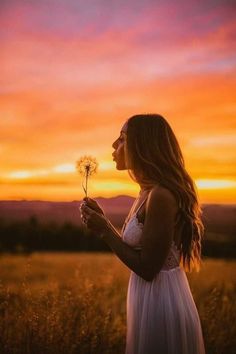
[76,155,98,198]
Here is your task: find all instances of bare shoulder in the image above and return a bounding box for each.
[146,185,178,214]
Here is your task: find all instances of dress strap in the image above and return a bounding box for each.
[134,193,149,216]
[124,192,150,228]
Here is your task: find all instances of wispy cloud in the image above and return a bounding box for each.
[190,135,236,147]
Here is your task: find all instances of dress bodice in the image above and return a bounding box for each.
[122,194,181,271]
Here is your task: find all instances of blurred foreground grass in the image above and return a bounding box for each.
[0,253,235,354]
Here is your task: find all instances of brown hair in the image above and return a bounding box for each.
[125,114,204,272]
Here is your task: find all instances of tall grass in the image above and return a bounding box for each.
[0,253,235,354]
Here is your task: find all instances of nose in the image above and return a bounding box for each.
[112,139,118,150]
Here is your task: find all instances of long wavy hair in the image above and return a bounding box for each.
[125,114,205,272]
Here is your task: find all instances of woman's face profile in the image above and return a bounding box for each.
[112,121,128,170]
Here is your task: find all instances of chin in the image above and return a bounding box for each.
[115,161,126,170]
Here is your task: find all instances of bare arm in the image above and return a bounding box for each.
[101,186,178,281]
[139,186,178,279]
[100,225,148,279]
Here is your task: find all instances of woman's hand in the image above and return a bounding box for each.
[80,197,105,216]
[80,203,110,237]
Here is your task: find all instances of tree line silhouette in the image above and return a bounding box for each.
[0,216,110,253]
[0,215,235,258]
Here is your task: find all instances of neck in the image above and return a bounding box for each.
[139,182,160,194]
[139,187,150,195]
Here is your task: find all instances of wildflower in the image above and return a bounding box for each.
[76,155,98,197]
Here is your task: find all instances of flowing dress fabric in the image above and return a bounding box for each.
[122,196,205,354]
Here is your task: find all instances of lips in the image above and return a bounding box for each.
[112,153,116,160]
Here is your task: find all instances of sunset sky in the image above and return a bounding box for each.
[1,0,236,204]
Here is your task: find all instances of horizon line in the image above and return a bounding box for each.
[0,198,235,206]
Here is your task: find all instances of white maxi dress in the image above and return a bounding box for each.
[122,195,205,354]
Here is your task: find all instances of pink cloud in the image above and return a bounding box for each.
[1,0,235,95]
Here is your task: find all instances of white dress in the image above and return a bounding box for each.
[122,195,205,354]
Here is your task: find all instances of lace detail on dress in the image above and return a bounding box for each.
[161,241,181,271]
[122,214,143,249]
[122,214,181,271]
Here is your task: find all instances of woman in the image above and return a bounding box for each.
[80,114,206,354]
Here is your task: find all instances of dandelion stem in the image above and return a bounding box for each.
[85,170,88,198]
[76,155,98,198]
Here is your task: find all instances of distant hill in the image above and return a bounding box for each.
[0,198,235,235]
[0,196,135,228]
[0,198,235,256]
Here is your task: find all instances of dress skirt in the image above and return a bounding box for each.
[125,266,205,354]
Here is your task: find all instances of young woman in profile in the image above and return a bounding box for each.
[80,114,206,354]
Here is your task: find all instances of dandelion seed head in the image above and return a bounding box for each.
[76,155,98,177]
[76,155,98,197]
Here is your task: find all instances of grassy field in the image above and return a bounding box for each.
[0,253,235,354]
